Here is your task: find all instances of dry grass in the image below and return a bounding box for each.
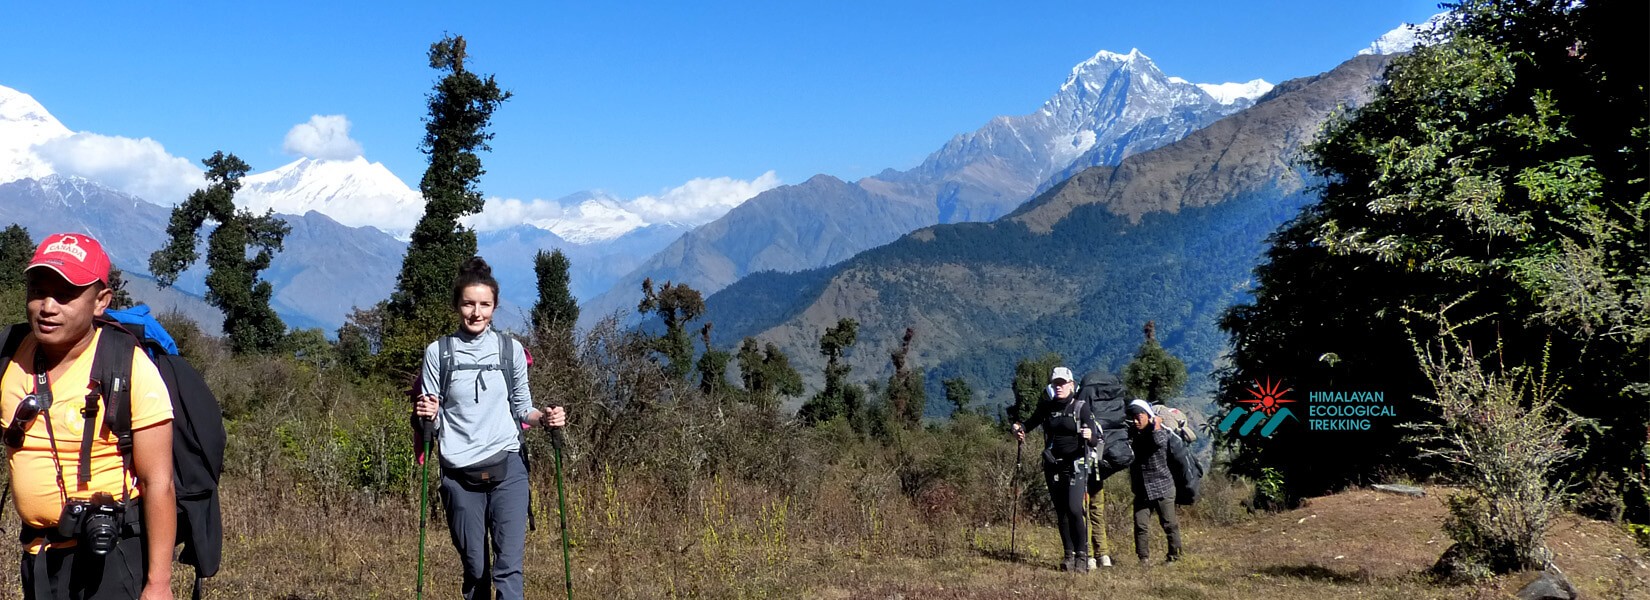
[3,479,1641,599]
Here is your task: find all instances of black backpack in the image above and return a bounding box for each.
[1,313,227,600]
[1164,432,1204,505]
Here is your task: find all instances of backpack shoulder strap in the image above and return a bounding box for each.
[437,335,455,399]
[89,325,138,489]
[0,322,31,379]
[497,332,518,396]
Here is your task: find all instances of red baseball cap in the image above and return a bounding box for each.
[26,233,112,287]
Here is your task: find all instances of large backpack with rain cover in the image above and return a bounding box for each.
[0,306,226,599]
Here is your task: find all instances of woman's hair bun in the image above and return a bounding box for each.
[460,256,493,279]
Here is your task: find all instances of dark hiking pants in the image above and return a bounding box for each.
[1043,460,1090,558]
[441,451,530,600]
[1132,496,1183,561]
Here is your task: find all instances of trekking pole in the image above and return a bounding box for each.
[416,416,434,600]
[1010,437,1023,559]
[550,409,574,599]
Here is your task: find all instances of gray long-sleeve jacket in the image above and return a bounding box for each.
[419,327,533,469]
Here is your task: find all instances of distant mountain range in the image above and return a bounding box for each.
[580,48,1273,327]
[0,17,1431,344]
[700,53,1393,411]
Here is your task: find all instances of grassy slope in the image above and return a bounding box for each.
[0,481,1636,599]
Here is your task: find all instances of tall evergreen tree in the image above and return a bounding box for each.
[150,152,290,354]
[380,34,512,374]
[1219,0,1649,507]
[798,318,863,426]
[944,377,975,417]
[532,249,578,335]
[0,224,32,289]
[1124,321,1188,403]
[695,323,732,396]
[1009,352,1063,425]
[737,337,803,413]
[885,327,925,427]
[105,265,133,310]
[637,278,705,380]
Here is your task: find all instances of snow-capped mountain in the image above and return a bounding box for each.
[1360,12,1450,56]
[875,48,1263,220]
[0,85,72,183]
[581,47,1265,325]
[537,191,648,244]
[237,156,425,234]
[1174,78,1275,105]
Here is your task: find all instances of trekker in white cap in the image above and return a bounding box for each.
[1012,366,1101,573]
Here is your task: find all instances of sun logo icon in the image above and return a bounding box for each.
[1239,377,1294,416]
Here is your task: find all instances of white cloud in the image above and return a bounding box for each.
[282,115,363,160]
[467,171,783,243]
[625,171,782,224]
[34,133,203,203]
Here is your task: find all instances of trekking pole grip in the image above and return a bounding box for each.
[547,404,567,451]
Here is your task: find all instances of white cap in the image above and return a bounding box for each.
[1050,367,1075,383]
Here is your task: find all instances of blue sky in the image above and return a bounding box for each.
[4,0,1441,204]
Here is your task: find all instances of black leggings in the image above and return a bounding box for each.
[1043,461,1090,556]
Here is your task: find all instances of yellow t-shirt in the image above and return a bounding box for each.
[2,328,173,552]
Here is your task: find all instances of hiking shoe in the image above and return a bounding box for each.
[1061,554,1076,572]
[1165,553,1182,564]
[1099,555,1113,568]
[1087,557,1097,571]
[1075,554,1091,574]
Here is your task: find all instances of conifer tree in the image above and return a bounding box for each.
[799,318,863,426]
[637,278,705,380]
[695,323,732,395]
[150,151,289,354]
[1009,352,1063,424]
[380,34,512,373]
[885,327,925,427]
[0,225,32,289]
[737,337,803,413]
[944,377,975,417]
[532,249,578,335]
[1219,0,1648,512]
[1124,321,1188,403]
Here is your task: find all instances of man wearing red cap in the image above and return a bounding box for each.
[1,233,176,599]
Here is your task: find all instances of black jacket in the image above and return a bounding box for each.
[1023,394,1101,467]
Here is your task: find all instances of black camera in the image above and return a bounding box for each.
[57,492,123,555]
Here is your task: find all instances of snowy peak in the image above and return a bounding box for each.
[238,156,424,233]
[541,192,647,244]
[1360,12,1450,56]
[0,85,69,134]
[1195,79,1274,104]
[0,85,73,184]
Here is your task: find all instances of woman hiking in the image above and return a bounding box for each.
[412,256,567,600]
[1012,366,1101,573]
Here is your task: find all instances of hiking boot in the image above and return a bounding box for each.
[1061,553,1076,572]
[1075,553,1091,574]
[1099,555,1113,568]
[1087,556,1097,571]
[1165,553,1182,564]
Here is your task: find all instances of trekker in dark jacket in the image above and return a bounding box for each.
[1128,399,1183,565]
[1013,367,1101,573]
[1077,370,1128,569]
